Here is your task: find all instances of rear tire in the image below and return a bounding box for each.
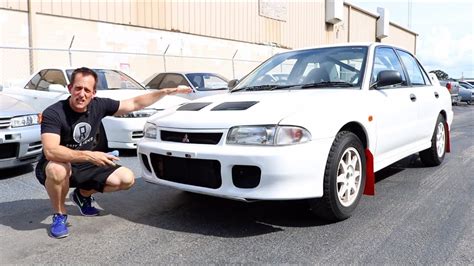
[309,131,366,221]
[419,114,446,166]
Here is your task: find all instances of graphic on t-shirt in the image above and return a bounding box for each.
[73,122,92,144]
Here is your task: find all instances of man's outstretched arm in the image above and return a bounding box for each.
[114,86,192,116]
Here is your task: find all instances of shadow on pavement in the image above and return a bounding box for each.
[0,164,35,180]
[0,199,52,232]
[375,154,427,183]
[97,179,332,238]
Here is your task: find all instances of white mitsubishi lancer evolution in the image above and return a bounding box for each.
[137,43,453,221]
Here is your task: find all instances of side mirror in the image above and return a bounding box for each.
[48,84,68,93]
[228,79,239,89]
[372,70,403,89]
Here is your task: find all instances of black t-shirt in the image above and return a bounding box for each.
[40,97,119,151]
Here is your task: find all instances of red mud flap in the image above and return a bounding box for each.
[363,149,375,196]
[445,123,451,153]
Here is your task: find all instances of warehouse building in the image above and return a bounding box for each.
[0,0,417,86]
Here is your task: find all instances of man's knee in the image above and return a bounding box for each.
[108,167,135,190]
[45,162,71,184]
[120,168,135,190]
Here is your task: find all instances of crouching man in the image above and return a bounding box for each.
[35,67,191,238]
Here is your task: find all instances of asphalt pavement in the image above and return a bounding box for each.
[0,104,472,264]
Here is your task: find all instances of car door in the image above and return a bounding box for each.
[396,49,440,142]
[23,69,69,111]
[369,47,419,162]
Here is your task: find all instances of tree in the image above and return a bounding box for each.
[429,70,449,80]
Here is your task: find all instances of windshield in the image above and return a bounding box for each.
[185,73,228,91]
[66,69,145,90]
[233,46,368,92]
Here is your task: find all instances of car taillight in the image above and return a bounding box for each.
[446,83,452,91]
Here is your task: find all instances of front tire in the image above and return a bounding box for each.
[309,131,366,221]
[419,114,446,166]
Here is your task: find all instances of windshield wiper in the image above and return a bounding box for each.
[301,81,356,88]
[233,84,298,92]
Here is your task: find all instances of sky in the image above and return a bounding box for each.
[347,0,474,79]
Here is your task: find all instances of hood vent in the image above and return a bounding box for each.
[211,101,258,111]
[177,102,212,111]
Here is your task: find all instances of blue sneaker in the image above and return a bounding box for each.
[50,213,69,239]
[70,188,100,216]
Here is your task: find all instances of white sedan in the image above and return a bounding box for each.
[3,68,189,149]
[137,43,453,221]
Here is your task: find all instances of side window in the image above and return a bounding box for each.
[158,74,188,89]
[146,74,164,90]
[372,47,407,86]
[24,73,42,90]
[397,50,429,86]
[37,70,67,91]
[201,75,228,90]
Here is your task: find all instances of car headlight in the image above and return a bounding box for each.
[143,123,157,139]
[227,125,311,145]
[115,108,160,118]
[10,114,40,128]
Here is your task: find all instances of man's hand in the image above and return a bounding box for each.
[85,151,119,167]
[166,85,193,95]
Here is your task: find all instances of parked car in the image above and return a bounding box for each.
[0,93,42,169]
[2,68,189,149]
[137,43,453,221]
[462,79,474,86]
[439,80,461,105]
[143,72,229,100]
[458,81,474,104]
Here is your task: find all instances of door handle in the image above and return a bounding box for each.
[434,91,439,98]
[410,94,417,102]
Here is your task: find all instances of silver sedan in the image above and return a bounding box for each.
[0,93,42,169]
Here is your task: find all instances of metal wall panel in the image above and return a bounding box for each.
[0,0,27,11]
[10,0,417,53]
[381,23,417,54]
[349,9,377,42]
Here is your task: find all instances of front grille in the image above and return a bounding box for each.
[0,143,18,159]
[160,130,222,145]
[0,117,11,129]
[132,131,144,139]
[28,141,43,152]
[150,153,222,189]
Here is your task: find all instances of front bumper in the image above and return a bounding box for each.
[0,125,42,169]
[102,117,149,149]
[137,130,333,201]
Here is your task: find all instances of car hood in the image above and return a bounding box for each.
[0,94,37,117]
[96,90,189,109]
[150,89,357,129]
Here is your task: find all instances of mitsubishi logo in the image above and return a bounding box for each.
[182,134,190,143]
